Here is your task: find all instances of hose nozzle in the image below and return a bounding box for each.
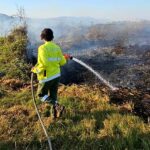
[64,54,73,60]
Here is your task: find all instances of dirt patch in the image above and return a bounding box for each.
[110,87,150,123]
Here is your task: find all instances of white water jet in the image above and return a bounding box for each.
[72,57,118,91]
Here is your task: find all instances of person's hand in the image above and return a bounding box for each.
[31,67,36,73]
[64,54,72,60]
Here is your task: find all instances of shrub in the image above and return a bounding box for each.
[0,26,31,82]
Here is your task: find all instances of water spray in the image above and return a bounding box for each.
[72,57,118,91]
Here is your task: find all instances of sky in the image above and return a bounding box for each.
[0,0,150,21]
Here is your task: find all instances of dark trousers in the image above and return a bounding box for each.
[37,77,60,105]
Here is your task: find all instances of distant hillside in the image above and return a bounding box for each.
[1,13,150,47]
[0,13,102,36]
[0,13,13,20]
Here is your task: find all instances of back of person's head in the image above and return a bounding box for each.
[41,28,54,41]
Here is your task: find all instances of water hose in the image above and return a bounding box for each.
[31,73,53,150]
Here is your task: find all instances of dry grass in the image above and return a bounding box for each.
[0,84,150,150]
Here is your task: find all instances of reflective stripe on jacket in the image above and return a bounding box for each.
[32,41,66,83]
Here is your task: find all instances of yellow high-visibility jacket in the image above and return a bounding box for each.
[32,41,66,83]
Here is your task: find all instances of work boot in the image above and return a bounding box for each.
[53,104,65,119]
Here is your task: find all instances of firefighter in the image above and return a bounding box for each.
[32,28,71,118]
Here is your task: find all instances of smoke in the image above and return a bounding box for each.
[0,15,150,89]
[26,19,150,90]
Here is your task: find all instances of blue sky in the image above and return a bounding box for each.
[0,0,150,20]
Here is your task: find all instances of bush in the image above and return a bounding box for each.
[0,26,31,82]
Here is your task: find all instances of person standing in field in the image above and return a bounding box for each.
[32,28,71,118]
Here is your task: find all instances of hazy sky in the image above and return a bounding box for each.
[0,0,150,20]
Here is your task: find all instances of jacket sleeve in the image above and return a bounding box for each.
[59,49,67,66]
[31,46,47,74]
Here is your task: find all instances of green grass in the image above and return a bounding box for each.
[0,84,149,150]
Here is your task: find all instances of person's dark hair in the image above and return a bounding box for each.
[40,28,54,41]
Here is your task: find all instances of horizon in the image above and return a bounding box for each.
[0,0,150,21]
[1,12,150,23]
